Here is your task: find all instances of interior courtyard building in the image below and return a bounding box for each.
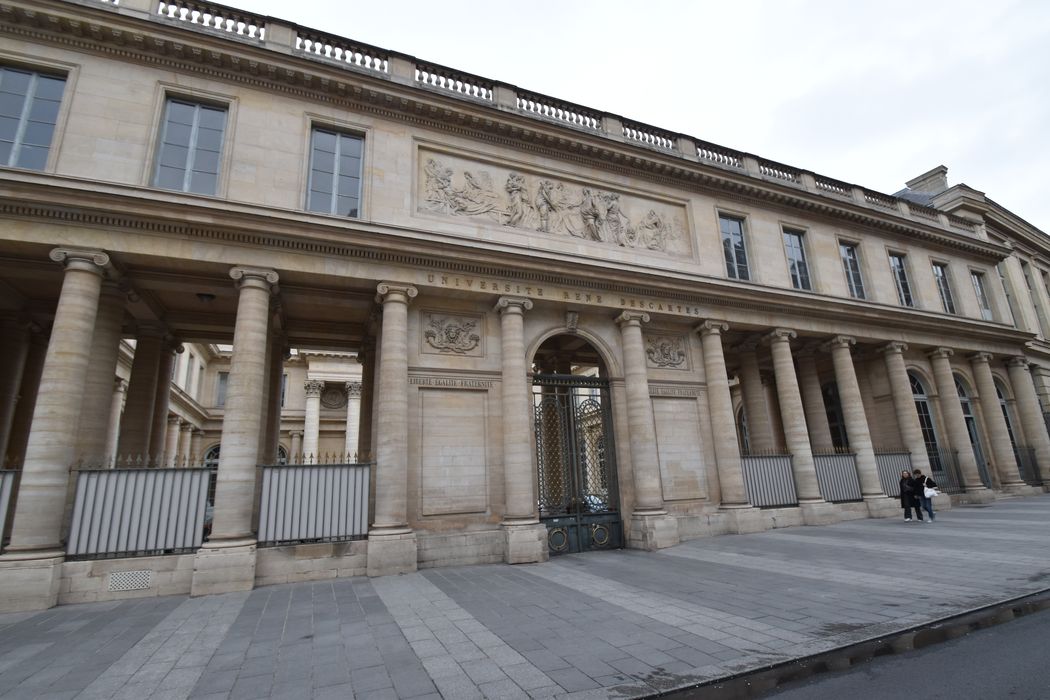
[1,0,1049,611]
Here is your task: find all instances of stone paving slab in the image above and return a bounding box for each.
[1,494,1048,699]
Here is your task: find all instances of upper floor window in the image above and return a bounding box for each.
[153,98,227,195]
[0,66,65,170]
[971,270,993,321]
[216,371,229,407]
[888,253,913,307]
[782,228,811,290]
[997,264,1017,326]
[719,215,749,280]
[839,242,865,299]
[307,127,363,217]
[932,262,956,314]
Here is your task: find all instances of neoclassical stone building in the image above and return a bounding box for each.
[0,0,1048,611]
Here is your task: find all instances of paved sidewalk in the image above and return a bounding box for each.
[2,494,1049,699]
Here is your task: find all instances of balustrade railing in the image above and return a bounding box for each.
[695,141,744,169]
[66,468,212,560]
[257,462,370,546]
[295,30,388,73]
[621,120,676,150]
[813,452,862,502]
[416,63,493,101]
[156,0,266,40]
[813,177,852,198]
[874,450,912,498]
[758,159,802,185]
[909,203,941,221]
[864,190,897,210]
[740,453,797,507]
[516,92,601,131]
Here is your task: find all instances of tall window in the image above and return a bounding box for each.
[782,228,811,290]
[997,264,1017,326]
[280,373,288,408]
[183,353,195,387]
[153,98,227,195]
[1019,260,1050,336]
[0,66,65,170]
[720,215,750,280]
[971,271,993,321]
[994,380,1018,448]
[910,373,942,471]
[955,377,989,485]
[216,371,229,407]
[307,127,363,217]
[839,242,865,299]
[932,262,956,314]
[888,253,913,307]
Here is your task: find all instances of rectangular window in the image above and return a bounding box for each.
[216,371,229,407]
[196,365,204,401]
[888,253,913,307]
[307,127,363,217]
[183,353,194,387]
[280,373,287,408]
[153,98,227,195]
[971,271,993,321]
[932,262,956,314]
[0,65,66,170]
[782,228,811,290]
[839,242,865,299]
[720,215,749,280]
[997,264,1017,326]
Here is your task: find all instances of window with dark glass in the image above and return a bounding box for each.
[997,264,1017,326]
[153,98,227,195]
[782,228,811,290]
[839,242,865,298]
[932,262,956,314]
[216,371,229,407]
[910,373,942,471]
[0,65,65,170]
[888,253,913,307]
[971,270,993,321]
[307,127,363,217]
[719,214,749,281]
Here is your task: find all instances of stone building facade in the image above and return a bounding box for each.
[0,0,1048,611]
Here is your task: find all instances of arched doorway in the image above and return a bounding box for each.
[532,334,622,555]
[955,376,993,487]
[909,372,947,478]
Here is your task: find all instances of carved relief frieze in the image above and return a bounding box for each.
[418,150,691,256]
[320,384,347,409]
[645,334,689,369]
[422,311,485,356]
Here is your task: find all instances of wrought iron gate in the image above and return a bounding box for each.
[533,374,622,555]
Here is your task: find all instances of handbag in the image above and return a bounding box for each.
[923,485,937,498]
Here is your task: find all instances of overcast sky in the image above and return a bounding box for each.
[220,0,1050,232]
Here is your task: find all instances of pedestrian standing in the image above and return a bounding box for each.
[899,470,923,521]
[913,469,937,522]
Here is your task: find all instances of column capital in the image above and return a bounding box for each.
[494,296,533,314]
[696,319,728,336]
[49,247,111,276]
[765,327,797,344]
[615,310,650,327]
[289,430,303,438]
[927,347,954,361]
[345,380,362,398]
[304,379,324,397]
[1007,356,1030,369]
[180,422,195,433]
[229,266,279,289]
[376,282,418,304]
[113,377,127,393]
[167,415,182,426]
[192,428,205,437]
[878,341,908,355]
[821,335,856,352]
[969,351,994,364]
[736,337,761,353]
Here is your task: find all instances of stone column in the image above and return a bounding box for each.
[879,343,931,472]
[766,329,834,522]
[0,317,32,465]
[824,336,894,515]
[162,415,181,468]
[971,353,1027,491]
[0,249,109,612]
[178,422,194,468]
[496,297,546,563]
[148,341,181,464]
[698,321,759,530]
[302,379,323,463]
[1007,357,1050,486]
[190,429,204,466]
[289,431,303,462]
[796,348,834,452]
[191,266,277,597]
[263,336,285,464]
[117,329,163,459]
[345,381,362,460]
[738,341,775,452]
[104,379,126,467]
[367,282,418,576]
[928,347,990,499]
[5,329,48,465]
[617,311,678,550]
[357,340,376,460]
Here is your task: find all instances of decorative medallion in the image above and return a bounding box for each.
[548,527,569,552]
[422,312,484,356]
[591,524,611,548]
[645,334,688,369]
[320,384,347,409]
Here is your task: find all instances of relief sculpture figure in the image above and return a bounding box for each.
[505,172,535,227]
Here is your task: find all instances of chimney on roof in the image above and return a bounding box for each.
[905,165,949,195]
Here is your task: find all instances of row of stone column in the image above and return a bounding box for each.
[298,380,362,460]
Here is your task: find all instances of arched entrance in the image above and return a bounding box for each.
[532,334,622,555]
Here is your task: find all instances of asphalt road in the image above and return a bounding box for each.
[761,605,1050,699]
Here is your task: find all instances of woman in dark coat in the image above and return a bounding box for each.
[899,470,923,521]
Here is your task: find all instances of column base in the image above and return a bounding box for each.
[502,521,548,564]
[627,511,679,551]
[1000,482,1043,497]
[959,487,996,504]
[366,529,417,577]
[190,538,257,597]
[719,505,767,534]
[0,549,64,612]
[863,495,902,519]
[799,500,842,526]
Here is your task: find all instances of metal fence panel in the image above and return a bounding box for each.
[1014,446,1043,487]
[67,468,210,559]
[257,463,370,546]
[741,455,797,508]
[813,453,863,502]
[875,453,911,498]
[931,448,963,494]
